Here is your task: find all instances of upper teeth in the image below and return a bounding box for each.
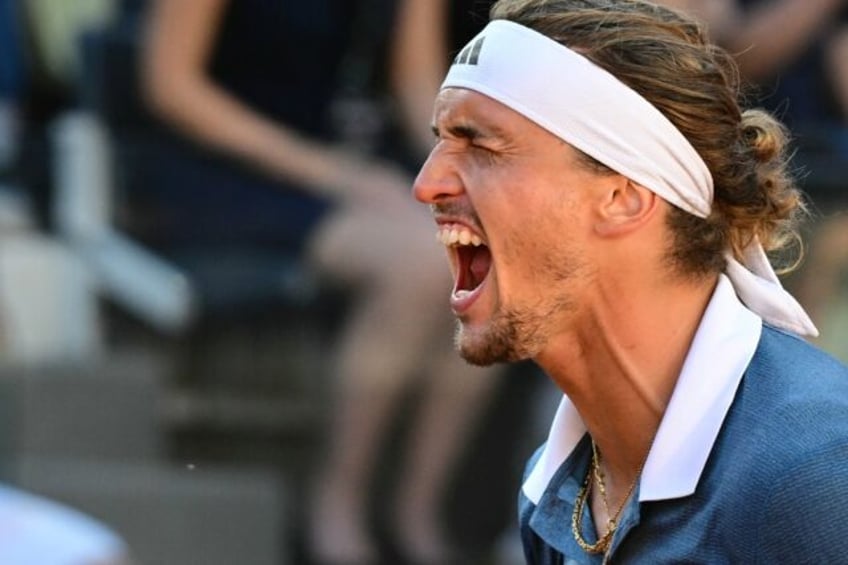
[437,227,484,247]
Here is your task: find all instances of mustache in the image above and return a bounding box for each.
[430,202,482,227]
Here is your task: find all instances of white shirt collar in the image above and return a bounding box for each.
[522,274,762,504]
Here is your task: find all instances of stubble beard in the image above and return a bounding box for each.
[454,305,551,366]
[454,228,586,366]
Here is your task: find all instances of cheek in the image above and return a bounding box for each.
[492,207,556,283]
[469,166,583,269]
[497,195,585,276]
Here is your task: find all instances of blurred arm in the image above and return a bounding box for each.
[389,0,449,158]
[142,0,413,205]
[656,0,739,43]
[826,26,848,119]
[658,0,845,82]
[726,0,846,81]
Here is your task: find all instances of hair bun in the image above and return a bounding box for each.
[741,109,788,164]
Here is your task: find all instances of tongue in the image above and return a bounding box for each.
[469,247,492,288]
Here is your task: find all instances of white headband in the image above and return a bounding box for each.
[443,20,818,337]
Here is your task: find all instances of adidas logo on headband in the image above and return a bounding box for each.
[453,35,486,66]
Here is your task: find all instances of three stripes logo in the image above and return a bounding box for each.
[453,35,486,66]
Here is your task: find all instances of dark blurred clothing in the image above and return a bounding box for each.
[0,0,26,100]
[759,49,842,128]
[747,52,843,129]
[141,0,398,249]
[735,0,848,206]
[448,0,497,55]
[210,0,359,138]
[735,0,847,126]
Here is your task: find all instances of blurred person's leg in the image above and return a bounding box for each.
[392,343,498,564]
[306,203,479,563]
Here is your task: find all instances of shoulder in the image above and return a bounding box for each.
[714,326,848,558]
[755,440,848,562]
[700,326,847,492]
[737,325,848,434]
[755,324,847,369]
[750,324,848,381]
[723,325,848,462]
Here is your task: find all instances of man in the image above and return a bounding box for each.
[413,0,848,562]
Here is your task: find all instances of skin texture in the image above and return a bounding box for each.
[415,88,718,535]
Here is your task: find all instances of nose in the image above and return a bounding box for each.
[413,146,464,204]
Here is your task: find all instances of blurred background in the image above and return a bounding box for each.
[0,0,844,564]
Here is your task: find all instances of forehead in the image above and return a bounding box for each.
[433,88,548,139]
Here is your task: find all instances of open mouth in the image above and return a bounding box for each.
[437,225,492,299]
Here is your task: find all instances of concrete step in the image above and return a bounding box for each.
[0,349,166,464]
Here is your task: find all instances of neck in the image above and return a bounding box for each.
[536,271,717,498]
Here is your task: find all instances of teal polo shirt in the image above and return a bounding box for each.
[520,279,848,563]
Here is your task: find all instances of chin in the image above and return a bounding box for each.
[454,320,528,367]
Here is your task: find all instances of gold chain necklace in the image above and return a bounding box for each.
[571,441,643,555]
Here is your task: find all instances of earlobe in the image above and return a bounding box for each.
[594,179,658,237]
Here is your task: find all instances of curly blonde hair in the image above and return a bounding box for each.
[490,0,807,276]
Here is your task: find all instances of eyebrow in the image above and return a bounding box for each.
[431,122,508,143]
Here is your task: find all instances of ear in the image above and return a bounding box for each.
[593,178,659,237]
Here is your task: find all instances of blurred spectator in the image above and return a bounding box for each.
[23,0,116,96]
[141,0,500,563]
[659,0,848,356]
[0,483,131,565]
[658,0,847,131]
